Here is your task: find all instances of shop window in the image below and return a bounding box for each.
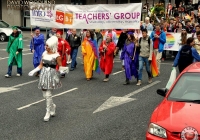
[130,0,141,2]
[115,0,128,4]
[71,0,86,5]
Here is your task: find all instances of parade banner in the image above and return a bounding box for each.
[148,31,192,51]
[30,3,142,29]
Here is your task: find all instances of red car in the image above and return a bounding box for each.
[146,62,200,140]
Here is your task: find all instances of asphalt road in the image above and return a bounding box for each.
[0,37,174,140]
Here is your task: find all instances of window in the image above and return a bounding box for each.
[168,73,200,101]
[71,0,85,5]
[0,21,10,28]
[24,10,30,17]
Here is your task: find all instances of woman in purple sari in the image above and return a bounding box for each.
[120,32,139,85]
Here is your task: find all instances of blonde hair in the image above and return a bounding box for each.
[46,36,58,53]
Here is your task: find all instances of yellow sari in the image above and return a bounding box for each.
[82,39,97,79]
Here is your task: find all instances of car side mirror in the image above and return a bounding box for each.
[157,88,168,97]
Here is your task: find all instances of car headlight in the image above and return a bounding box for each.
[148,123,167,138]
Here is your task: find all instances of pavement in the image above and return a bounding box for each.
[0,39,174,140]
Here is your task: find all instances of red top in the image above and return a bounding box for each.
[56,38,71,69]
[154,31,161,49]
[99,41,116,74]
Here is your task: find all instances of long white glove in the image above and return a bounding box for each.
[59,66,69,74]
[28,67,40,76]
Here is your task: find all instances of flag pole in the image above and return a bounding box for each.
[31,26,34,52]
[45,27,47,41]
[62,28,65,60]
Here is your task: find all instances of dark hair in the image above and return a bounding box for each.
[196,25,200,28]
[142,29,148,33]
[187,37,194,45]
[86,30,94,40]
[127,33,135,42]
[196,31,200,36]
[11,31,19,37]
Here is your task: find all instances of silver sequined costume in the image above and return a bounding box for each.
[38,51,62,89]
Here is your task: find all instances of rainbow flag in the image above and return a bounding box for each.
[93,58,100,73]
[88,40,101,74]
[101,30,122,39]
[151,52,159,77]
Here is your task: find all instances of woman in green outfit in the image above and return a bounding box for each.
[5,26,23,78]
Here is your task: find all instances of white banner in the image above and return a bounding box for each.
[148,31,192,51]
[30,3,142,29]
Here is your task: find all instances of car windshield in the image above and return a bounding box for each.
[0,21,10,28]
[168,73,200,102]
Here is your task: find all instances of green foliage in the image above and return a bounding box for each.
[151,3,165,17]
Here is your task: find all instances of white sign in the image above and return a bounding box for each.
[30,3,142,29]
[148,31,192,51]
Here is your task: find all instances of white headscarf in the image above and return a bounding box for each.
[46,36,58,53]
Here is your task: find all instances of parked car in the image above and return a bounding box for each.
[0,20,22,42]
[146,62,200,140]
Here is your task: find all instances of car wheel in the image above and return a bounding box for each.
[0,33,7,42]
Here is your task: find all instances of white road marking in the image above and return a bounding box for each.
[12,80,38,88]
[0,57,8,60]
[0,52,32,60]
[23,53,32,56]
[123,81,161,98]
[93,81,161,113]
[0,87,20,94]
[17,88,78,110]
[112,70,124,75]
[0,42,7,44]
[0,80,38,94]
[77,57,82,59]
[0,49,30,52]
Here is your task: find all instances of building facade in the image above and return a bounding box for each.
[1,0,177,27]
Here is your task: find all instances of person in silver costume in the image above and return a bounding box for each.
[28,36,64,122]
